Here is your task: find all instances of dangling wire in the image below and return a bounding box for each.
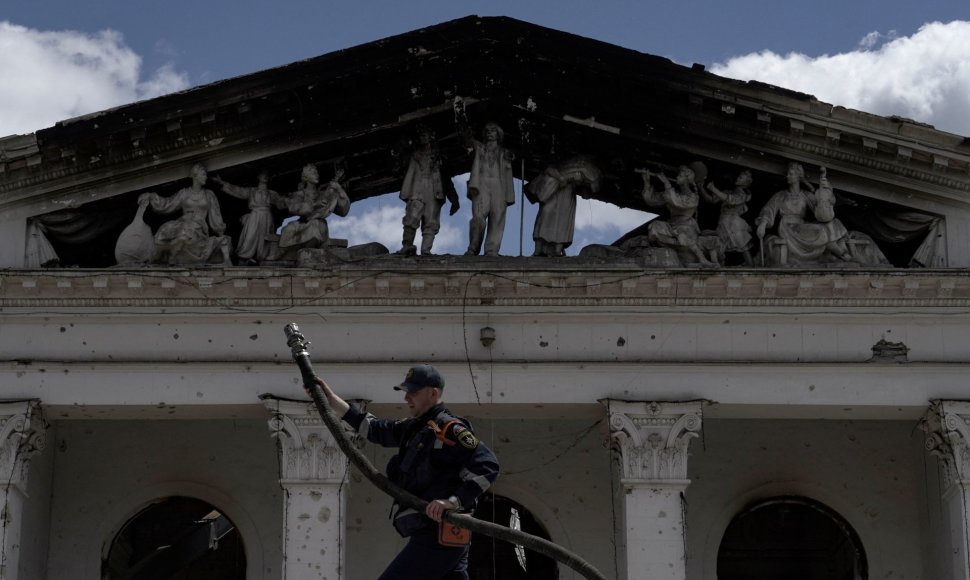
[606,402,620,577]
[490,339,497,580]
[0,402,37,575]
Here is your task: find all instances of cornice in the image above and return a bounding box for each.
[674,86,970,199]
[2,266,970,309]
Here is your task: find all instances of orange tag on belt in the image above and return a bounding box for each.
[438,521,471,547]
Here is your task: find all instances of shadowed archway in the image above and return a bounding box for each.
[103,496,246,580]
[717,496,867,580]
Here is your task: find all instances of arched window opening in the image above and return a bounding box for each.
[468,493,558,579]
[717,496,867,580]
[103,496,246,580]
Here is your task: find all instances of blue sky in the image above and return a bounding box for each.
[3,0,970,256]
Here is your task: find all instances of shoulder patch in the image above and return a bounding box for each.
[451,424,479,449]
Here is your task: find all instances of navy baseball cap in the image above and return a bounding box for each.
[394,364,445,393]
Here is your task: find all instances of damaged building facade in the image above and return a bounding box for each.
[3,15,970,580]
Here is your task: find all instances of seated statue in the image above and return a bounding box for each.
[525,155,602,257]
[756,163,888,267]
[275,164,351,261]
[640,165,718,266]
[138,163,232,266]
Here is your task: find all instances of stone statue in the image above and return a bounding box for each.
[755,163,851,266]
[703,170,755,265]
[114,203,154,266]
[212,170,283,265]
[275,164,351,261]
[396,126,459,256]
[640,165,717,266]
[25,219,60,268]
[525,156,602,257]
[462,122,515,256]
[137,163,232,266]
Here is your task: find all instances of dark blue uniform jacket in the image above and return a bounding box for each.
[342,402,499,536]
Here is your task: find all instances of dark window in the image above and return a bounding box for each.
[103,496,245,580]
[717,496,867,580]
[468,493,558,580]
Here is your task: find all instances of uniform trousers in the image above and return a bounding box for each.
[377,529,469,580]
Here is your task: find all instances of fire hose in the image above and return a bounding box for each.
[283,323,608,580]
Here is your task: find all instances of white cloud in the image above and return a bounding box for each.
[328,205,402,250]
[575,199,655,234]
[328,202,468,255]
[710,20,970,136]
[0,22,189,136]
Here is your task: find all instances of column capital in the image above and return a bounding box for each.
[603,399,706,486]
[0,401,48,494]
[921,400,970,494]
[263,399,366,484]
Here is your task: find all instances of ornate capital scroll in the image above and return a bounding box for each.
[604,400,705,486]
[921,401,970,494]
[0,401,48,494]
[263,399,365,484]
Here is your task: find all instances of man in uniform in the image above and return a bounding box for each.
[311,364,499,580]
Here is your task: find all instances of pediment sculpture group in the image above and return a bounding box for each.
[103,121,890,269]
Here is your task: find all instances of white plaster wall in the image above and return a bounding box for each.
[3,308,970,364]
[45,418,283,580]
[686,419,928,580]
[920,452,966,580]
[0,209,28,268]
[343,416,617,580]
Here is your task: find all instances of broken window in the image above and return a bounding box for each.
[103,496,245,580]
[468,493,558,579]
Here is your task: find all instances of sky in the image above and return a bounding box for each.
[3,0,970,256]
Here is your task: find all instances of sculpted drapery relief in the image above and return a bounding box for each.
[27,119,933,268]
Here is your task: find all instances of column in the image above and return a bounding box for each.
[606,400,704,580]
[0,401,47,580]
[265,399,355,580]
[922,401,970,580]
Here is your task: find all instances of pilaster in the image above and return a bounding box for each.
[0,401,48,580]
[921,401,970,580]
[264,399,358,580]
[605,400,705,580]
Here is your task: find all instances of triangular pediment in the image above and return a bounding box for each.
[2,16,968,269]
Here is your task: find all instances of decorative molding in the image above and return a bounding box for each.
[921,401,970,494]
[690,113,970,194]
[0,401,48,493]
[6,269,970,309]
[264,399,359,484]
[605,400,705,486]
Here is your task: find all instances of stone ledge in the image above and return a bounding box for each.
[1,265,969,307]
